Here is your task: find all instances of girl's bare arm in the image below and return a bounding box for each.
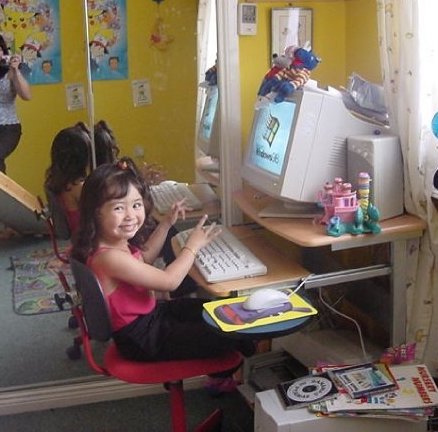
[94,215,221,292]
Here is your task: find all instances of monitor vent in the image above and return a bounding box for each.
[328,137,347,169]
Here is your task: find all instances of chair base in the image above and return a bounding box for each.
[169,380,223,432]
[194,408,223,432]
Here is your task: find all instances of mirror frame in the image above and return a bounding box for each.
[0,0,242,415]
[217,0,242,226]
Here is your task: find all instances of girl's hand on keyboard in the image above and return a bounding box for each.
[167,199,191,225]
[186,215,221,252]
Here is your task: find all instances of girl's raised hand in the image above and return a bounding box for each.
[165,198,191,226]
[185,215,221,252]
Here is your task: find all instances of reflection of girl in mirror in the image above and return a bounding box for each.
[94,119,120,166]
[0,34,31,173]
[44,122,92,235]
[71,158,254,391]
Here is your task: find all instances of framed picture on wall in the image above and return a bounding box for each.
[271,8,312,57]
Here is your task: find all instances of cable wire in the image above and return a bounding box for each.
[317,287,369,361]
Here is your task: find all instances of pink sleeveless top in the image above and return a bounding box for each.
[88,246,156,331]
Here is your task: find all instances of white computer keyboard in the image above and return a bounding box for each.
[151,181,203,214]
[175,226,268,283]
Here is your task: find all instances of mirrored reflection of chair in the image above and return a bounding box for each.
[65,258,243,432]
[37,186,71,264]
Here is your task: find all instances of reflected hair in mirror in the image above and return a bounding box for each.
[45,123,92,194]
[94,120,120,166]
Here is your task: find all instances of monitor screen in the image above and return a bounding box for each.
[247,101,296,176]
[197,85,219,158]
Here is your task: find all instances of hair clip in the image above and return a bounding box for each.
[117,160,128,170]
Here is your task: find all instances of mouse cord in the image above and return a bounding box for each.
[291,273,315,294]
[317,287,369,362]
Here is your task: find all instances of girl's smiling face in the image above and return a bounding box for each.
[98,183,145,244]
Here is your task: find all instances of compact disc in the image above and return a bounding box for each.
[286,376,333,402]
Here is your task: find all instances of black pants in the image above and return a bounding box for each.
[0,123,21,173]
[113,298,255,365]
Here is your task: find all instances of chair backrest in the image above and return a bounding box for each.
[44,185,71,240]
[70,258,113,342]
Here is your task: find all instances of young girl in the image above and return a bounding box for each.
[44,122,91,235]
[71,158,254,384]
[93,120,196,296]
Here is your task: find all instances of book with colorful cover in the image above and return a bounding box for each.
[314,364,438,413]
[203,290,317,332]
[327,362,398,399]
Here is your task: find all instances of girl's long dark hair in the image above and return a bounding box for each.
[71,157,156,263]
[44,124,91,194]
[94,120,120,166]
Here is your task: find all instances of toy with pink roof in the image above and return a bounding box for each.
[318,172,381,237]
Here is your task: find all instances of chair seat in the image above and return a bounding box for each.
[104,343,243,384]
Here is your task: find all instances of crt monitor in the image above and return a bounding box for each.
[241,85,387,217]
[197,85,220,160]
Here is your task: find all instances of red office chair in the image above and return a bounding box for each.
[36,187,71,264]
[36,190,77,325]
[66,258,243,432]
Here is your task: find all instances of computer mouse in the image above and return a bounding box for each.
[242,288,290,311]
[160,180,178,186]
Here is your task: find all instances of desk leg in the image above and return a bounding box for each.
[390,239,407,346]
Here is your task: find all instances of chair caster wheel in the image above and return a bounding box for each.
[66,344,81,360]
[68,315,78,329]
[54,293,65,310]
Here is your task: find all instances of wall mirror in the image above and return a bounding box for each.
[0,0,241,414]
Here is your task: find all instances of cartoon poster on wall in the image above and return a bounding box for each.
[87,0,127,81]
[0,0,61,85]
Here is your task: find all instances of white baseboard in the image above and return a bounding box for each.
[0,375,204,415]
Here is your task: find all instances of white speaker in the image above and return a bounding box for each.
[347,134,404,220]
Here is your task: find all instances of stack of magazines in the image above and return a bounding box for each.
[276,362,438,422]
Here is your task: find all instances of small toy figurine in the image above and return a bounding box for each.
[204,60,218,86]
[256,52,291,105]
[318,173,381,237]
[199,60,218,88]
[256,43,321,107]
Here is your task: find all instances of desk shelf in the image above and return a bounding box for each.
[233,187,425,250]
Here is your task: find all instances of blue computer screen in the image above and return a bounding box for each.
[199,87,219,142]
[248,101,296,176]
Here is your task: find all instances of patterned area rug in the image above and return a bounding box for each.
[10,248,73,315]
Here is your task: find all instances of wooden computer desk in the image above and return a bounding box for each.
[233,186,427,346]
[171,224,310,298]
[152,182,221,225]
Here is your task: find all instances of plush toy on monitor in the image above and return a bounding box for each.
[256,52,291,100]
[199,60,218,88]
[256,42,321,108]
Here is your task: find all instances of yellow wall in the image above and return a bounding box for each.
[239,0,380,152]
[8,0,197,198]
